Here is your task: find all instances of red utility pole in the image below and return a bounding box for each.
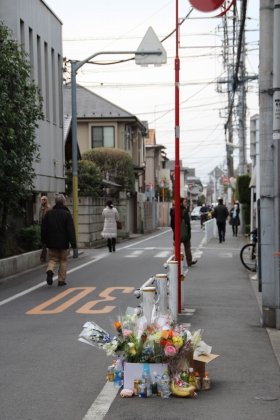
[174,0,181,312]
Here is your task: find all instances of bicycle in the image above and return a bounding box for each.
[240,228,258,272]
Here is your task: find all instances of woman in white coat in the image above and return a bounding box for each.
[101,200,120,252]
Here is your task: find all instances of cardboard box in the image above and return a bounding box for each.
[123,362,168,390]
[188,352,219,378]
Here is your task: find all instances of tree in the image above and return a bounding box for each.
[65,160,103,197]
[0,23,43,253]
[82,148,135,192]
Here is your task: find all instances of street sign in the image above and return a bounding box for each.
[135,27,167,66]
[189,0,225,12]
[189,0,236,17]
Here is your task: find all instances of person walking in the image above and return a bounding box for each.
[213,198,229,243]
[180,197,197,267]
[229,202,240,237]
[39,195,50,263]
[101,200,120,252]
[41,194,77,286]
[199,204,208,229]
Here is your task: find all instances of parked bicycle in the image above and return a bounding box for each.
[240,228,258,272]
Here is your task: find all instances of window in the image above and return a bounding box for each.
[91,126,115,148]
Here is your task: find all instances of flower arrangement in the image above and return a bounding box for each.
[79,313,204,365]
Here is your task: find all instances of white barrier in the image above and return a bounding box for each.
[154,273,168,316]
[135,256,181,323]
[167,260,178,323]
[204,218,217,242]
[142,286,156,326]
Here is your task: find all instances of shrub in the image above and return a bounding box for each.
[66,160,102,197]
[82,148,135,192]
[17,224,41,252]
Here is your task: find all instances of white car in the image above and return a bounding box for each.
[191,206,201,220]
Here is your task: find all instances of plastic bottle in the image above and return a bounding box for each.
[142,363,152,397]
[202,371,211,390]
[194,371,202,390]
[113,358,123,388]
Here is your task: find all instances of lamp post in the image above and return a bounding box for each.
[70,29,166,243]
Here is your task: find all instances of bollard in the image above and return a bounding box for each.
[154,274,168,316]
[142,286,156,326]
[167,260,178,323]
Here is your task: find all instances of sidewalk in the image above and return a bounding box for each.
[179,231,280,417]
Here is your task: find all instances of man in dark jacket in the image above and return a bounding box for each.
[41,194,77,286]
[213,198,229,243]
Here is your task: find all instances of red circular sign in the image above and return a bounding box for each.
[189,0,225,12]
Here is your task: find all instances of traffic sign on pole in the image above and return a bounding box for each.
[135,27,167,66]
[189,0,225,12]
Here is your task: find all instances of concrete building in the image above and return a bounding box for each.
[0,0,65,198]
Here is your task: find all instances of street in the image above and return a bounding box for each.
[0,224,279,420]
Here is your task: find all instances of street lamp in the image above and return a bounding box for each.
[70,28,166,244]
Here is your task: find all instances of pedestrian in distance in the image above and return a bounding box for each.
[180,197,197,267]
[213,198,229,243]
[39,195,50,263]
[200,204,208,229]
[229,202,240,237]
[101,200,120,252]
[41,194,78,286]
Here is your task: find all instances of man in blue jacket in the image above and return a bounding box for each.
[41,194,77,286]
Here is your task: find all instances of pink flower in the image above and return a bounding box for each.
[164,345,177,357]
[122,329,133,337]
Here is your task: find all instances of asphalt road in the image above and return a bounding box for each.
[0,223,279,420]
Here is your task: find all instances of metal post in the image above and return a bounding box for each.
[174,0,181,313]
[70,61,79,241]
[70,49,163,245]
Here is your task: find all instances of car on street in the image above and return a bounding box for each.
[191,206,201,220]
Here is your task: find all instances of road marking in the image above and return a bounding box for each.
[76,287,134,314]
[0,230,171,308]
[83,381,119,420]
[154,251,171,258]
[26,287,95,315]
[124,250,143,258]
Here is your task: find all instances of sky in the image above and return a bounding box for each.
[46,0,259,184]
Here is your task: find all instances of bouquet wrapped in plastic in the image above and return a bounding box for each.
[78,321,111,348]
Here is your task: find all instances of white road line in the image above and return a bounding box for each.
[0,230,171,307]
[124,250,143,258]
[82,381,119,420]
[154,251,171,258]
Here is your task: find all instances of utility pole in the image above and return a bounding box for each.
[238,33,247,175]
[272,0,280,328]
[259,0,275,327]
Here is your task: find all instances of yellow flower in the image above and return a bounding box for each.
[172,336,183,348]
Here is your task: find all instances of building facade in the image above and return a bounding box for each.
[1,0,65,195]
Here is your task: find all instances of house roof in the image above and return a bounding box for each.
[63,84,141,121]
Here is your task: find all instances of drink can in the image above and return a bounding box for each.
[133,379,141,396]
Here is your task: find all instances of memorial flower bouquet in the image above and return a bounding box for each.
[79,313,205,365]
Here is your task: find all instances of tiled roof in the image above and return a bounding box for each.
[63,84,136,119]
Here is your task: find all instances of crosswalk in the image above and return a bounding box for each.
[120,247,172,259]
